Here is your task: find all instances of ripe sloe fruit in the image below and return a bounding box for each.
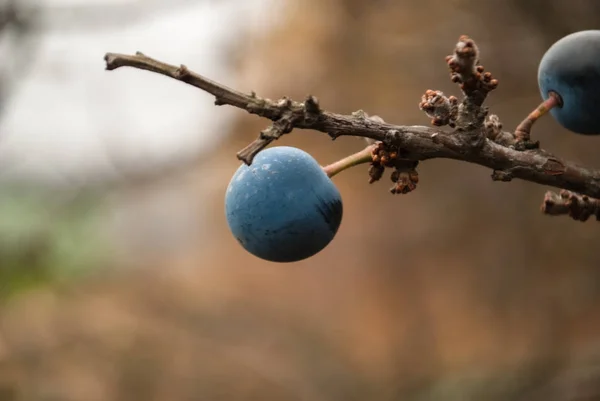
[538,30,600,135]
[225,146,343,263]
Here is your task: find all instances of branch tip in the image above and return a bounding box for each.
[446,35,497,107]
[237,139,270,166]
[103,53,116,70]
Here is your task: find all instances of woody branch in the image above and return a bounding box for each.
[103,36,600,222]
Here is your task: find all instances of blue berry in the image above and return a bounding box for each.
[225,146,343,263]
[538,30,600,135]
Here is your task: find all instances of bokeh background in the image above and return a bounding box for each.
[1,0,600,400]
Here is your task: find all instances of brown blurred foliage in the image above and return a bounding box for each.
[2,1,600,400]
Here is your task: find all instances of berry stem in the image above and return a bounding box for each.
[514,92,562,143]
[322,145,376,178]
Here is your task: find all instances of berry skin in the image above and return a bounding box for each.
[538,30,600,135]
[225,146,343,263]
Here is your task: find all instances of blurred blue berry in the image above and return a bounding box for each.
[538,30,600,135]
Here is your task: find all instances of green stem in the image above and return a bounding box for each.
[322,145,375,178]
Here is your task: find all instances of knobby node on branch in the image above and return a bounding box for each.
[103,35,600,223]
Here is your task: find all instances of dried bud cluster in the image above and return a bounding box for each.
[445,35,498,97]
[419,90,458,127]
[371,141,400,167]
[483,114,503,140]
[482,114,516,147]
[419,35,499,135]
[368,142,419,194]
[390,167,420,194]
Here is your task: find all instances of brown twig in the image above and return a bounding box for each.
[103,36,600,222]
[541,190,600,222]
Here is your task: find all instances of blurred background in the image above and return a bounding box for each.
[1,0,600,400]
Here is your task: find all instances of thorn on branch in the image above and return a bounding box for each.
[175,64,190,78]
[446,35,498,105]
[237,110,297,165]
[541,190,600,222]
[304,95,321,120]
[419,90,458,127]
